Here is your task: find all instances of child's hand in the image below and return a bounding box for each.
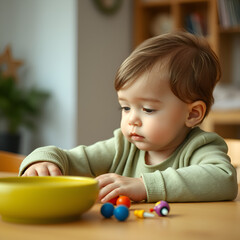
[96,173,147,203]
[22,162,62,176]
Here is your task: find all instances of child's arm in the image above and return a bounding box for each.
[96,173,147,202]
[19,129,129,177]
[141,133,238,202]
[19,145,71,176]
[19,143,115,177]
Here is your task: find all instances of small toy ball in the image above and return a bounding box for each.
[116,196,131,208]
[100,203,115,218]
[108,196,119,205]
[114,205,129,221]
[154,201,170,217]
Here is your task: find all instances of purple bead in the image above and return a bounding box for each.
[154,201,170,216]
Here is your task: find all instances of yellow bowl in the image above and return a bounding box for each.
[0,176,99,224]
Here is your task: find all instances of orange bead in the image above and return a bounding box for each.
[116,196,131,208]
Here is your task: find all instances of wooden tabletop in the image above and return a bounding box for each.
[0,172,239,240]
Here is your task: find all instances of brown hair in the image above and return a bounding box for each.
[115,31,221,116]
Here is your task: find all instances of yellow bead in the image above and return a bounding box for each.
[134,210,145,218]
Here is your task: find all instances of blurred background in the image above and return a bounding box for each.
[0,0,132,154]
[0,0,239,155]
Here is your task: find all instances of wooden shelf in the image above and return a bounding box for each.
[219,26,240,34]
[202,110,240,138]
[134,0,219,52]
[134,0,240,139]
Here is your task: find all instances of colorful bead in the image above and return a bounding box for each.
[114,205,129,221]
[116,196,131,208]
[100,203,115,218]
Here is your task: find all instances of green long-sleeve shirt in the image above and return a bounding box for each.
[19,127,238,202]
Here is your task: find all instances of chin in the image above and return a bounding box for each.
[133,142,153,151]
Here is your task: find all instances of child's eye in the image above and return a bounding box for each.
[143,108,156,113]
[120,106,130,112]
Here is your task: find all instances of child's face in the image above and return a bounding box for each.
[117,64,191,154]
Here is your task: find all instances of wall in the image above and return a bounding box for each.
[77,1,132,145]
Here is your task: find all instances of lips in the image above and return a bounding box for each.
[130,132,144,141]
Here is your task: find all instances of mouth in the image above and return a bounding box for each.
[130,132,144,141]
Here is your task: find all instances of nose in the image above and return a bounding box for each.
[128,111,142,127]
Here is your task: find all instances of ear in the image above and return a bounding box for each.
[185,101,206,128]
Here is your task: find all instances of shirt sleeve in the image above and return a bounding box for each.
[19,129,125,176]
[142,133,238,202]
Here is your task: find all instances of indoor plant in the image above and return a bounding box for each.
[0,74,50,153]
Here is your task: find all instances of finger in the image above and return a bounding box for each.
[97,178,112,189]
[98,181,122,201]
[98,182,116,198]
[100,188,121,203]
[96,174,117,188]
[23,168,38,176]
[95,173,111,180]
[48,165,62,176]
[37,166,50,176]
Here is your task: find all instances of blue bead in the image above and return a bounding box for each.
[100,203,115,218]
[114,205,129,221]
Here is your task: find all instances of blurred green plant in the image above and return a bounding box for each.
[0,74,50,134]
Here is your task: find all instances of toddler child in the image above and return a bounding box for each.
[19,31,238,203]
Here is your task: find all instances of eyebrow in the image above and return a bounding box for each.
[118,97,162,103]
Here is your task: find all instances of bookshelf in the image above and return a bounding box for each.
[134,0,240,139]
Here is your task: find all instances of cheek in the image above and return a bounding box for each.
[120,116,128,135]
[164,103,188,125]
[145,110,187,140]
[145,121,169,141]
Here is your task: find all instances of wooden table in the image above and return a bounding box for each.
[0,172,239,240]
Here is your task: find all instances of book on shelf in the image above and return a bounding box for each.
[217,0,240,28]
[185,12,207,36]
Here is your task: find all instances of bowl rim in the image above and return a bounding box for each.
[0,176,99,189]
